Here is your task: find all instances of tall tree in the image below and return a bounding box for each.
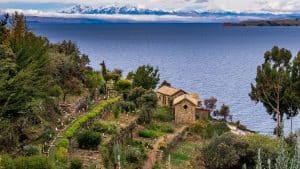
[0,13,50,117]
[138,91,158,123]
[132,65,160,90]
[219,104,230,121]
[204,97,218,111]
[249,46,296,137]
[159,80,171,88]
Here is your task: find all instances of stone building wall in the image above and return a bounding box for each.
[174,100,196,124]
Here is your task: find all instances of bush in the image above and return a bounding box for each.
[58,138,70,149]
[69,158,82,169]
[138,129,163,138]
[55,147,68,163]
[76,130,101,149]
[14,155,53,169]
[125,147,142,163]
[91,121,117,134]
[147,123,174,133]
[190,120,230,139]
[242,134,280,168]
[23,145,40,156]
[152,107,173,122]
[0,155,15,169]
[201,133,249,169]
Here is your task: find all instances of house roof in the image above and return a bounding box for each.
[156,86,185,96]
[173,94,199,106]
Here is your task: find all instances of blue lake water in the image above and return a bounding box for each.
[29,23,300,135]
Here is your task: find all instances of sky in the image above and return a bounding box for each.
[0,0,300,22]
[1,0,300,14]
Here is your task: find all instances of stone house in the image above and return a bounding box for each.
[156,86,186,107]
[156,85,209,124]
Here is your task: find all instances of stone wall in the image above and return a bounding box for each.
[174,100,196,124]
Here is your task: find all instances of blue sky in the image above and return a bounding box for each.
[0,2,74,11]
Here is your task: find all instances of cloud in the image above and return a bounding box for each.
[1,0,300,14]
[0,8,267,23]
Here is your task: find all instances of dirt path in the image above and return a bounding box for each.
[227,124,251,136]
[142,126,187,169]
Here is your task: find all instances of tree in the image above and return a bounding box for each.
[204,97,217,111]
[138,91,158,123]
[100,60,109,82]
[159,80,171,88]
[132,65,160,90]
[219,104,230,121]
[49,40,90,101]
[127,87,146,107]
[0,13,51,117]
[290,53,300,133]
[249,46,296,137]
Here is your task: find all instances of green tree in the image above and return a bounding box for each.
[219,104,230,121]
[132,65,160,90]
[249,46,296,137]
[159,80,171,88]
[138,91,158,123]
[0,13,50,117]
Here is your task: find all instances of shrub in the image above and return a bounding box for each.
[58,138,70,149]
[147,123,174,133]
[243,134,279,167]
[64,97,120,139]
[125,147,142,163]
[138,129,163,138]
[69,158,82,169]
[190,120,230,139]
[14,155,53,169]
[91,121,117,134]
[0,155,15,169]
[201,133,249,169]
[23,145,40,156]
[152,107,173,122]
[76,130,101,149]
[55,147,68,163]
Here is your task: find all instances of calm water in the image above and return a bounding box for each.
[30,23,300,135]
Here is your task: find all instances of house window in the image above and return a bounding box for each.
[183,105,188,110]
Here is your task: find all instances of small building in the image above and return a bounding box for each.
[156,86,186,107]
[173,94,200,124]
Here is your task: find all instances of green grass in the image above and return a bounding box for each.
[138,129,164,138]
[170,152,191,161]
[152,106,173,122]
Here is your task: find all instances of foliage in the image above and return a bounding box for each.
[0,13,51,118]
[127,87,146,107]
[14,155,54,169]
[204,97,218,111]
[201,133,250,169]
[147,123,174,133]
[138,129,164,138]
[152,106,173,122]
[131,65,160,90]
[63,97,119,139]
[159,80,171,88]
[69,158,82,169]
[190,120,230,139]
[219,104,230,121]
[76,130,101,149]
[115,79,131,92]
[138,90,158,123]
[0,155,15,169]
[23,145,40,156]
[249,46,300,136]
[91,121,117,134]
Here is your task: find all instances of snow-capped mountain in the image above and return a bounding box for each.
[61,4,300,19]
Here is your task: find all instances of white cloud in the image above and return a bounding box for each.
[1,0,300,14]
[1,8,267,23]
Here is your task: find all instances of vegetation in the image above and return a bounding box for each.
[152,106,173,122]
[190,120,230,139]
[130,64,160,90]
[76,130,101,149]
[69,158,83,169]
[250,46,300,136]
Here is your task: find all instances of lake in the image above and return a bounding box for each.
[29,23,300,135]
